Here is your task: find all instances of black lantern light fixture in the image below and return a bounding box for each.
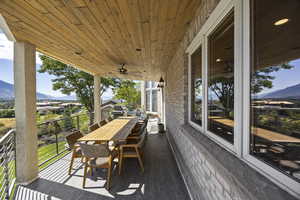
[157,76,165,88]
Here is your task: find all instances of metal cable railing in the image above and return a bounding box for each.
[37,113,89,166]
[0,112,91,199]
[0,129,16,200]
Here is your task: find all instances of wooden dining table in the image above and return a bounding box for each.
[78,116,138,143]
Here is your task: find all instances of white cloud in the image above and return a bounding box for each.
[0,33,13,60]
[0,32,42,64]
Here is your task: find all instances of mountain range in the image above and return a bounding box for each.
[0,80,76,100]
[260,83,300,99]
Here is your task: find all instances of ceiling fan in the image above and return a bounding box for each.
[119,63,128,75]
[107,63,143,78]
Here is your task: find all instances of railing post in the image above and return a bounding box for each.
[76,115,80,130]
[55,127,59,155]
[4,139,10,200]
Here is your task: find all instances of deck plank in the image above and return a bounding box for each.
[14,133,190,200]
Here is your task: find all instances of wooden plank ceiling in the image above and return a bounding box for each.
[0,0,201,80]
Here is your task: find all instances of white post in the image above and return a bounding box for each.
[140,81,146,111]
[94,76,102,123]
[14,42,38,184]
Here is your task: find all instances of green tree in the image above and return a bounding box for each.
[207,63,293,117]
[113,80,141,110]
[38,55,119,124]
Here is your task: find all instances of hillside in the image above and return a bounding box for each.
[261,83,300,99]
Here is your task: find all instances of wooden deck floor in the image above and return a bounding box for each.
[13,133,190,200]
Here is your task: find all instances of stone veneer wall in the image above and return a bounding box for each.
[164,0,298,199]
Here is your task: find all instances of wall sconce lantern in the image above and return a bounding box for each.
[157,77,165,88]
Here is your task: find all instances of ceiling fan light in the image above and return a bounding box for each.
[274,18,289,26]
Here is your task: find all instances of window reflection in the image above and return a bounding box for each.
[191,47,202,126]
[207,10,234,144]
[250,0,300,182]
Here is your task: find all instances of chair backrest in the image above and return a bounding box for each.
[99,120,107,127]
[107,116,113,122]
[132,123,142,133]
[79,143,110,158]
[89,123,99,132]
[66,130,83,149]
[137,130,146,148]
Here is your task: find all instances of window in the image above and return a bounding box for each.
[191,46,203,126]
[186,0,300,195]
[145,81,159,113]
[207,10,235,144]
[250,0,300,183]
[145,81,151,89]
[146,91,150,111]
[152,90,158,112]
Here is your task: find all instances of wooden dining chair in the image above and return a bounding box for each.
[127,122,147,141]
[66,130,84,175]
[119,130,147,175]
[79,143,118,189]
[99,120,107,127]
[89,123,99,132]
[107,116,113,122]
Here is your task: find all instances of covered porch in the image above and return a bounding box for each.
[14,132,188,200]
[0,0,299,200]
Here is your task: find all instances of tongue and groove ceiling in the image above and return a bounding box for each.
[0,0,201,80]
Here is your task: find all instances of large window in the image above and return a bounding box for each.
[187,0,300,195]
[146,90,150,111]
[207,10,235,144]
[145,81,159,113]
[191,47,203,126]
[250,0,300,183]
[152,90,158,112]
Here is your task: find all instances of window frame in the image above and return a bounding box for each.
[188,41,205,133]
[145,81,160,114]
[242,0,300,196]
[187,0,300,196]
[187,0,243,154]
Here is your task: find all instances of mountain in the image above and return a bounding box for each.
[261,83,300,99]
[0,80,53,100]
[53,95,77,101]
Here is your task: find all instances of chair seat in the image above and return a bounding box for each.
[73,148,82,157]
[89,157,110,167]
[123,149,137,156]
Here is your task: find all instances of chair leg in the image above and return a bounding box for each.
[89,166,93,176]
[137,152,144,173]
[106,159,112,190]
[118,150,123,175]
[68,153,75,175]
[83,163,88,188]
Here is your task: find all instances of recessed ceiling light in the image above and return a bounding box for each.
[136,48,142,52]
[216,58,222,63]
[274,18,289,26]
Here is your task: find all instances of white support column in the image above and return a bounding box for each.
[14,42,38,184]
[94,76,102,123]
[140,81,146,111]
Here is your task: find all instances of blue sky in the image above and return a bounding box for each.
[258,59,300,95]
[0,31,113,99]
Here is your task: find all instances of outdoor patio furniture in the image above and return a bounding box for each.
[89,123,100,132]
[127,122,147,141]
[99,120,107,127]
[107,116,114,122]
[119,129,147,175]
[78,117,138,143]
[79,143,118,189]
[66,130,84,175]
